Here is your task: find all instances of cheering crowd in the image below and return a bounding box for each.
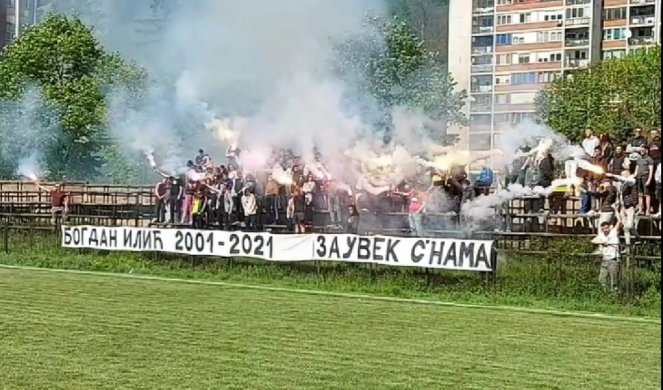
[149,127,661,239]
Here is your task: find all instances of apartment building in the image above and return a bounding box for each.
[1,0,48,48]
[448,0,661,152]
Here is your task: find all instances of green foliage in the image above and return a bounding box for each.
[334,15,466,143]
[536,46,661,143]
[0,13,147,181]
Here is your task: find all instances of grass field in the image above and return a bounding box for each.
[0,267,660,389]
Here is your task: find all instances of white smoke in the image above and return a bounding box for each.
[16,152,43,181]
[81,0,389,180]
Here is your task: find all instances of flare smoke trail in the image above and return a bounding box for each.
[1,88,57,179]
[16,152,43,181]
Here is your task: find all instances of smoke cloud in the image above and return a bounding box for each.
[57,0,387,179]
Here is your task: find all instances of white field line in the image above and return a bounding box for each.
[0,264,659,325]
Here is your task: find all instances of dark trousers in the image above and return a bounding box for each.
[245,214,258,231]
[155,199,165,222]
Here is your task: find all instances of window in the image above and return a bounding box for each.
[469,134,492,151]
[495,75,510,85]
[519,13,532,23]
[496,34,512,45]
[544,13,563,21]
[495,94,510,104]
[570,49,588,59]
[497,0,512,4]
[603,49,626,59]
[518,54,530,64]
[474,0,494,8]
[497,15,512,25]
[549,53,562,62]
[512,72,537,85]
[496,54,511,65]
[512,36,525,44]
[603,28,627,40]
[540,31,563,42]
[470,114,492,127]
[566,7,586,19]
[602,7,626,21]
[538,71,559,83]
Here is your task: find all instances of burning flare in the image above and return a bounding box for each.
[577,159,605,175]
[206,118,240,149]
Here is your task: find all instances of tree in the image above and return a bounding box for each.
[387,0,450,65]
[0,13,146,181]
[334,15,467,143]
[536,46,661,143]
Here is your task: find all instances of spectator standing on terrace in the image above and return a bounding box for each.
[654,162,661,218]
[36,182,69,225]
[510,146,530,185]
[153,177,171,223]
[191,189,208,229]
[264,175,279,224]
[288,188,306,233]
[607,168,638,246]
[327,180,343,227]
[627,127,647,152]
[635,147,654,215]
[598,134,614,171]
[609,146,626,176]
[241,188,258,231]
[581,128,600,159]
[195,149,211,171]
[583,178,617,225]
[537,150,555,188]
[592,219,622,292]
[407,184,428,236]
[167,177,183,224]
[347,204,360,234]
[226,145,241,167]
[648,130,661,166]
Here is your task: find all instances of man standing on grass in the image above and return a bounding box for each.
[35,182,69,225]
[592,219,622,292]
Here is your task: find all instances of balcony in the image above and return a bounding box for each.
[565,38,590,47]
[473,7,495,15]
[565,17,591,26]
[471,85,494,93]
[629,36,656,45]
[471,64,493,73]
[472,26,495,34]
[471,104,493,113]
[472,46,493,54]
[629,15,656,25]
[565,58,589,67]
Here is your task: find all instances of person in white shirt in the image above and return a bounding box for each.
[581,127,600,159]
[241,188,258,231]
[591,219,622,292]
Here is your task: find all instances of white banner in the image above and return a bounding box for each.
[61,226,494,272]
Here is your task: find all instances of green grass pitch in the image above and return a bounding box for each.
[0,268,659,389]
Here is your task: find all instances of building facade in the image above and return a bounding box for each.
[448,0,661,151]
[1,0,48,48]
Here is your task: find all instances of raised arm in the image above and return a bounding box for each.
[605,172,636,184]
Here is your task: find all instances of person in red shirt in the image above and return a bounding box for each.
[35,182,69,225]
[392,183,430,237]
